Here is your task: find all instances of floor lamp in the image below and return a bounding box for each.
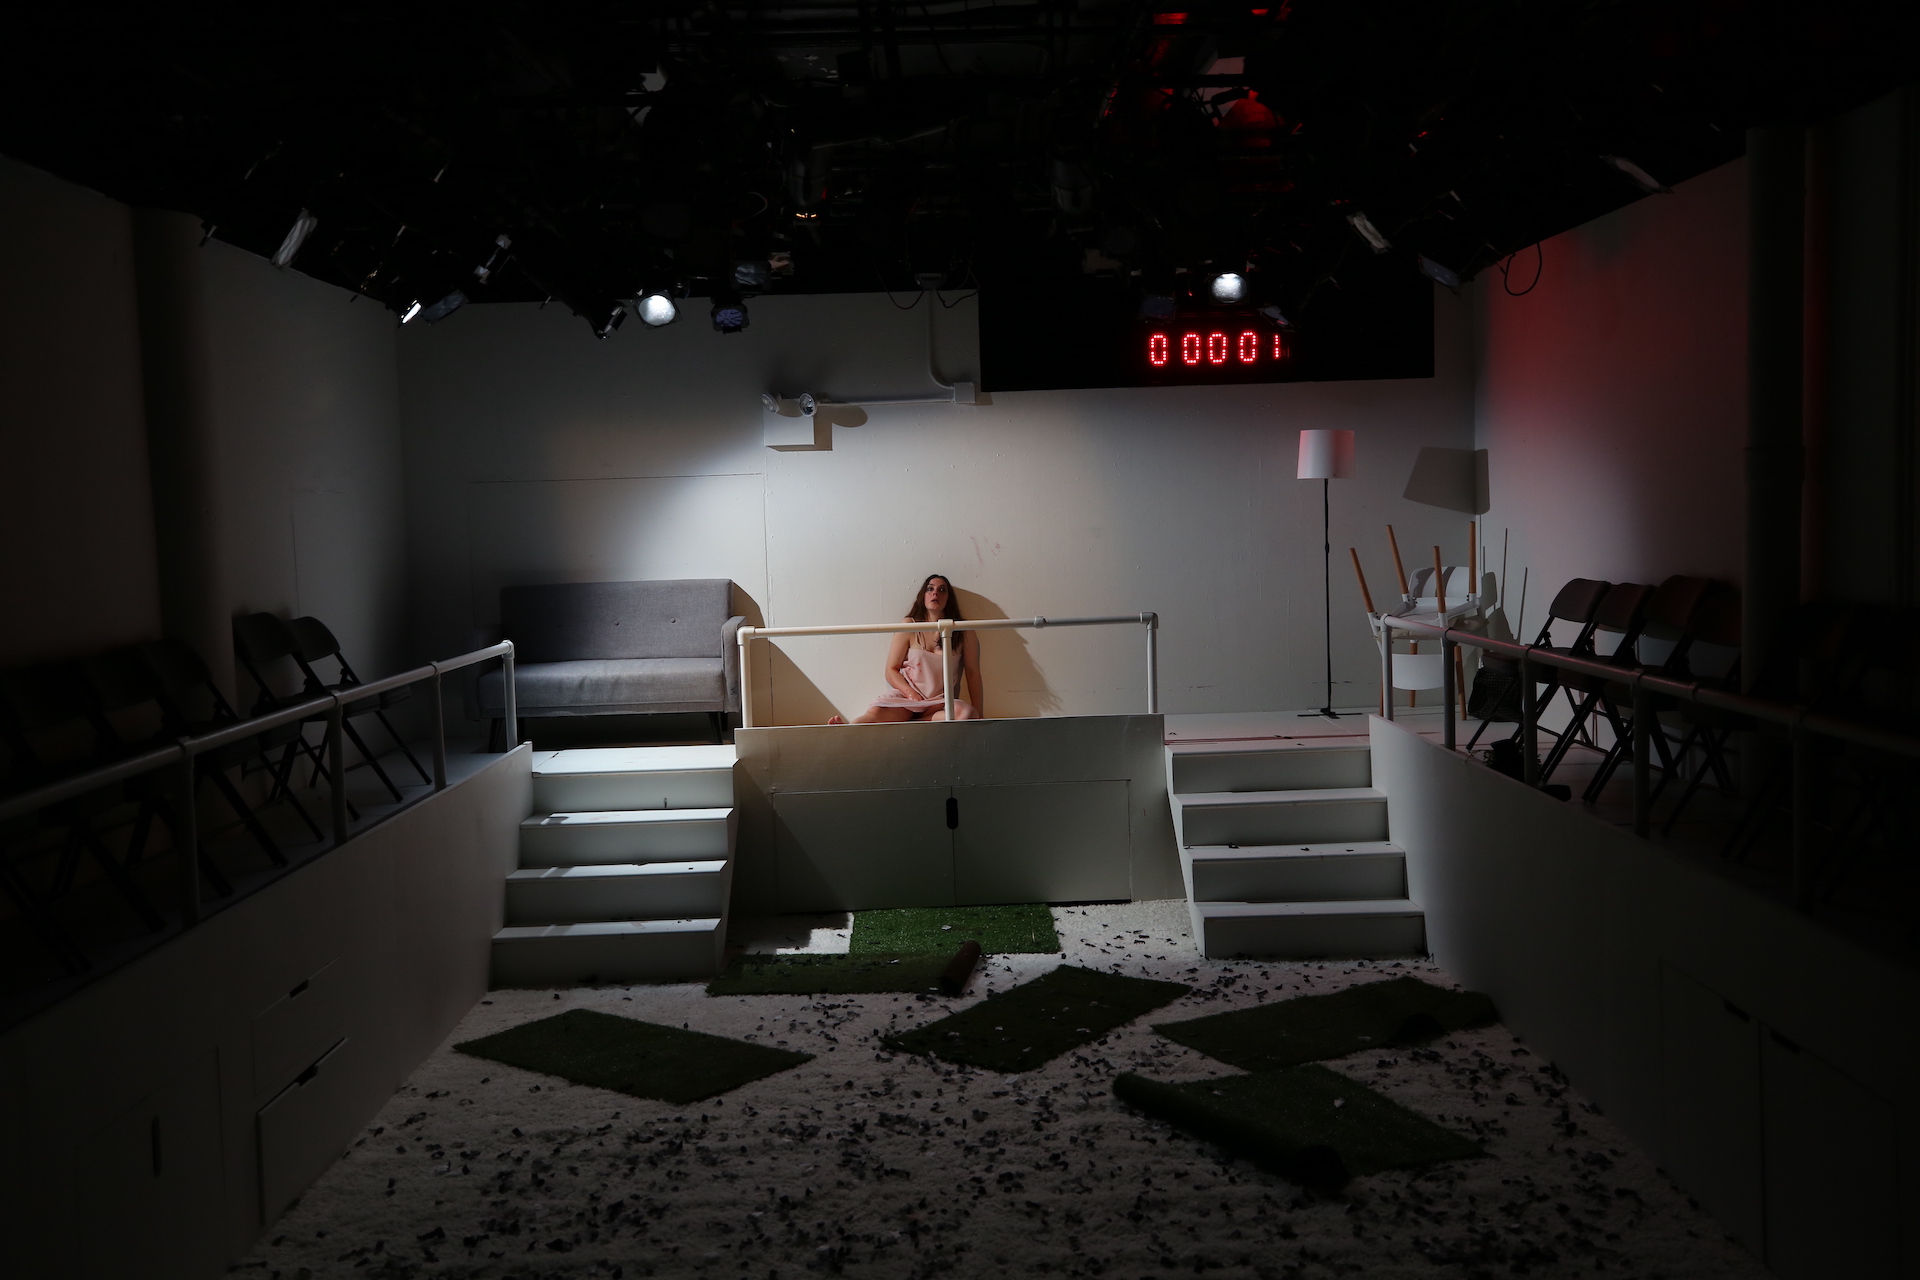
[1297,429,1355,719]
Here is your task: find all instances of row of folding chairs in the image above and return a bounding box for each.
[0,615,426,975]
[1467,576,1912,900]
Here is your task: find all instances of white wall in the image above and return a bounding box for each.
[401,291,1477,723]
[0,155,162,667]
[1472,159,1749,632]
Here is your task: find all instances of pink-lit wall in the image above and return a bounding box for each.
[1472,160,1748,635]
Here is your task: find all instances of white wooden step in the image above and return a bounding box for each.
[1194,899,1426,961]
[1175,787,1388,846]
[520,807,733,865]
[531,745,735,812]
[504,860,733,925]
[1169,741,1372,795]
[491,918,726,985]
[1186,842,1405,903]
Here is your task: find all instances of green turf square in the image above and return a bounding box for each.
[882,964,1189,1072]
[849,903,1061,955]
[706,951,956,997]
[455,1009,811,1104]
[1115,1065,1482,1190]
[1154,975,1498,1070]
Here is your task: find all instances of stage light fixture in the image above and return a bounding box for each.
[1417,255,1461,289]
[1210,272,1247,302]
[400,299,423,324]
[1258,303,1291,328]
[711,291,749,333]
[419,290,468,323]
[271,209,318,268]
[1604,154,1671,194]
[594,305,626,339]
[733,260,771,289]
[636,291,678,327]
[1346,211,1391,254]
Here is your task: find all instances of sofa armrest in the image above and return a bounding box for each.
[721,615,747,713]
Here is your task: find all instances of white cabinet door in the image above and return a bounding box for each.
[952,781,1131,905]
[774,787,954,911]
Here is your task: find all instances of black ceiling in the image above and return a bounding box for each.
[5,2,1915,337]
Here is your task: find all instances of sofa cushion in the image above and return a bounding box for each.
[501,579,732,661]
[477,658,725,715]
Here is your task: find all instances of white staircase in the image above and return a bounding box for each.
[492,746,737,985]
[1167,738,1426,960]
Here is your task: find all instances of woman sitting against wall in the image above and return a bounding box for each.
[830,573,983,722]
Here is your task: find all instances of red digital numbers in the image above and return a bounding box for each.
[1148,329,1288,372]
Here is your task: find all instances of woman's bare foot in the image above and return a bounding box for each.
[827,715,846,724]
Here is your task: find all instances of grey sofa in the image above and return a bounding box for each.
[476,579,745,739]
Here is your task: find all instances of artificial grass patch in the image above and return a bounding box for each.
[706,952,955,997]
[1154,975,1497,1071]
[455,1009,810,1104]
[1114,1065,1482,1191]
[883,964,1189,1072]
[850,903,1060,956]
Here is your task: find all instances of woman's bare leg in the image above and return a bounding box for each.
[927,701,979,721]
[845,706,915,725]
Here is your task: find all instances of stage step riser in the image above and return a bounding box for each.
[1178,791,1388,846]
[504,861,732,925]
[1188,846,1405,903]
[491,918,727,986]
[519,809,733,865]
[532,770,733,814]
[1196,902,1427,961]
[1170,744,1372,795]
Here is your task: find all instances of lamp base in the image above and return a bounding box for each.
[1298,707,1344,720]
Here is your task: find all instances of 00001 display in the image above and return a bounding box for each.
[1147,328,1289,369]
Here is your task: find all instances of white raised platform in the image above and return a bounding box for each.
[492,746,738,985]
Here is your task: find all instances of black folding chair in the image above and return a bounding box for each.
[1536,581,1655,783]
[0,662,167,951]
[233,613,365,816]
[286,616,428,788]
[1466,577,1611,751]
[1579,575,1718,801]
[136,639,324,855]
[1649,589,1743,827]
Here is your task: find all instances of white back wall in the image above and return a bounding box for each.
[401,291,1476,723]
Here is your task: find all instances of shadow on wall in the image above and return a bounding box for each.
[956,588,1060,718]
[768,644,837,726]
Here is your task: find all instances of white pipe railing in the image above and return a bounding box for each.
[735,613,1159,727]
[0,640,517,938]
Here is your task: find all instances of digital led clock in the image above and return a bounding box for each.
[1146,328,1290,369]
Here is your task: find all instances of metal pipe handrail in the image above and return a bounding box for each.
[1376,612,1917,912]
[0,639,518,938]
[735,612,1159,727]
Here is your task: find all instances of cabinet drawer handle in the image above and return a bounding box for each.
[945,798,959,830]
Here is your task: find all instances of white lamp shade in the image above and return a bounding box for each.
[1297,429,1355,480]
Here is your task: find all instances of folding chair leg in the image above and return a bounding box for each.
[1538,690,1601,781]
[372,709,431,784]
[208,768,287,867]
[343,719,405,803]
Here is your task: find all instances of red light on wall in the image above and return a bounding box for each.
[1206,331,1227,364]
[1237,330,1258,363]
[1182,333,1201,365]
[1148,333,1169,366]
[1152,11,1189,23]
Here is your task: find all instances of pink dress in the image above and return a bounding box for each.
[870,640,974,716]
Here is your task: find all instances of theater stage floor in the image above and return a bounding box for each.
[238,899,1764,1280]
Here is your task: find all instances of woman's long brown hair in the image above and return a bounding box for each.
[905,574,964,641]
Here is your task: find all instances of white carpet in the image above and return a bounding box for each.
[236,902,1764,1279]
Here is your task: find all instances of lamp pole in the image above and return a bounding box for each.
[1317,476,1337,718]
[1295,429,1352,721]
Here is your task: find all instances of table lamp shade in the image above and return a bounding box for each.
[1297,429,1355,480]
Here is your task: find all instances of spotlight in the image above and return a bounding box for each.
[1604,155,1671,194]
[761,392,780,413]
[711,290,749,334]
[593,305,626,339]
[1209,272,1247,302]
[1258,303,1291,328]
[1346,211,1391,254]
[1417,255,1461,289]
[798,393,818,416]
[419,290,468,323]
[271,208,318,268]
[636,290,678,327]
[733,260,771,289]
[400,299,423,324]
